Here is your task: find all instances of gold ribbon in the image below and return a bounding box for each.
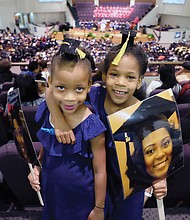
[112,31,131,65]
[76,48,86,59]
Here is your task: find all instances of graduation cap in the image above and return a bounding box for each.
[112,30,137,65]
[113,95,178,141]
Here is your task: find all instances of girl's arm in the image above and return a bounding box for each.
[88,133,106,220]
[46,88,76,144]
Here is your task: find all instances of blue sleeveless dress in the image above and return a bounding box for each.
[35,101,106,220]
[88,86,144,220]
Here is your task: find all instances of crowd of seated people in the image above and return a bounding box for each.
[155,24,180,31]
[78,19,134,31]
[2,28,190,69]
[0,32,59,63]
[0,31,113,71]
[78,36,114,63]
[169,42,190,61]
[1,29,190,80]
[141,41,178,63]
[79,20,99,30]
[140,40,179,72]
[108,19,137,31]
[76,1,152,26]
[93,5,134,19]
[0,62,47,212]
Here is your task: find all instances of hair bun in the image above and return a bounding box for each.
[60,38,81,57]
[120,30,137,46]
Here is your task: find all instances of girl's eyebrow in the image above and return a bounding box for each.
[54,81,65,85]
[126,71,139,75]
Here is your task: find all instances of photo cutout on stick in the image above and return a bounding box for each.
[7,88,41,167]
[107,89,184,199]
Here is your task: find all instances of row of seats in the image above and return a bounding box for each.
[0,80,41,145]
[0,98,42,207]
[0,104,39,145]
[0,141,42,206]
[0,81,14,94]
[100,2,130,7]
[0,82,14,116]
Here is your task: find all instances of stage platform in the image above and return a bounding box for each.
[53,28,149,44]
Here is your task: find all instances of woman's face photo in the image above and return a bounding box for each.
[142,127,173,179]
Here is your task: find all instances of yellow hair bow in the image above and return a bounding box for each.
[76,48,86,59]
[112,31,130,65]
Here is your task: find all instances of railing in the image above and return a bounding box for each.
[11,61,184,67]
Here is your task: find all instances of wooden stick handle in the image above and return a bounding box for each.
[156,198,165,220]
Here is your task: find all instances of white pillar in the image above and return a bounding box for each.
[130,0,135,6]
[94,0,99,6]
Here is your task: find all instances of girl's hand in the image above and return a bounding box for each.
[153,178,167,200]
[27,166,41,192]
[87,207,104,220]
[55,128,76,145]
[52,116,76,144]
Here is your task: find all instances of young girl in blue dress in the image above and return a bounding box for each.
[28,38,107,220]
[32,32,167,219]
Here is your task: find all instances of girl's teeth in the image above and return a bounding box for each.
[115,90,125,94]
